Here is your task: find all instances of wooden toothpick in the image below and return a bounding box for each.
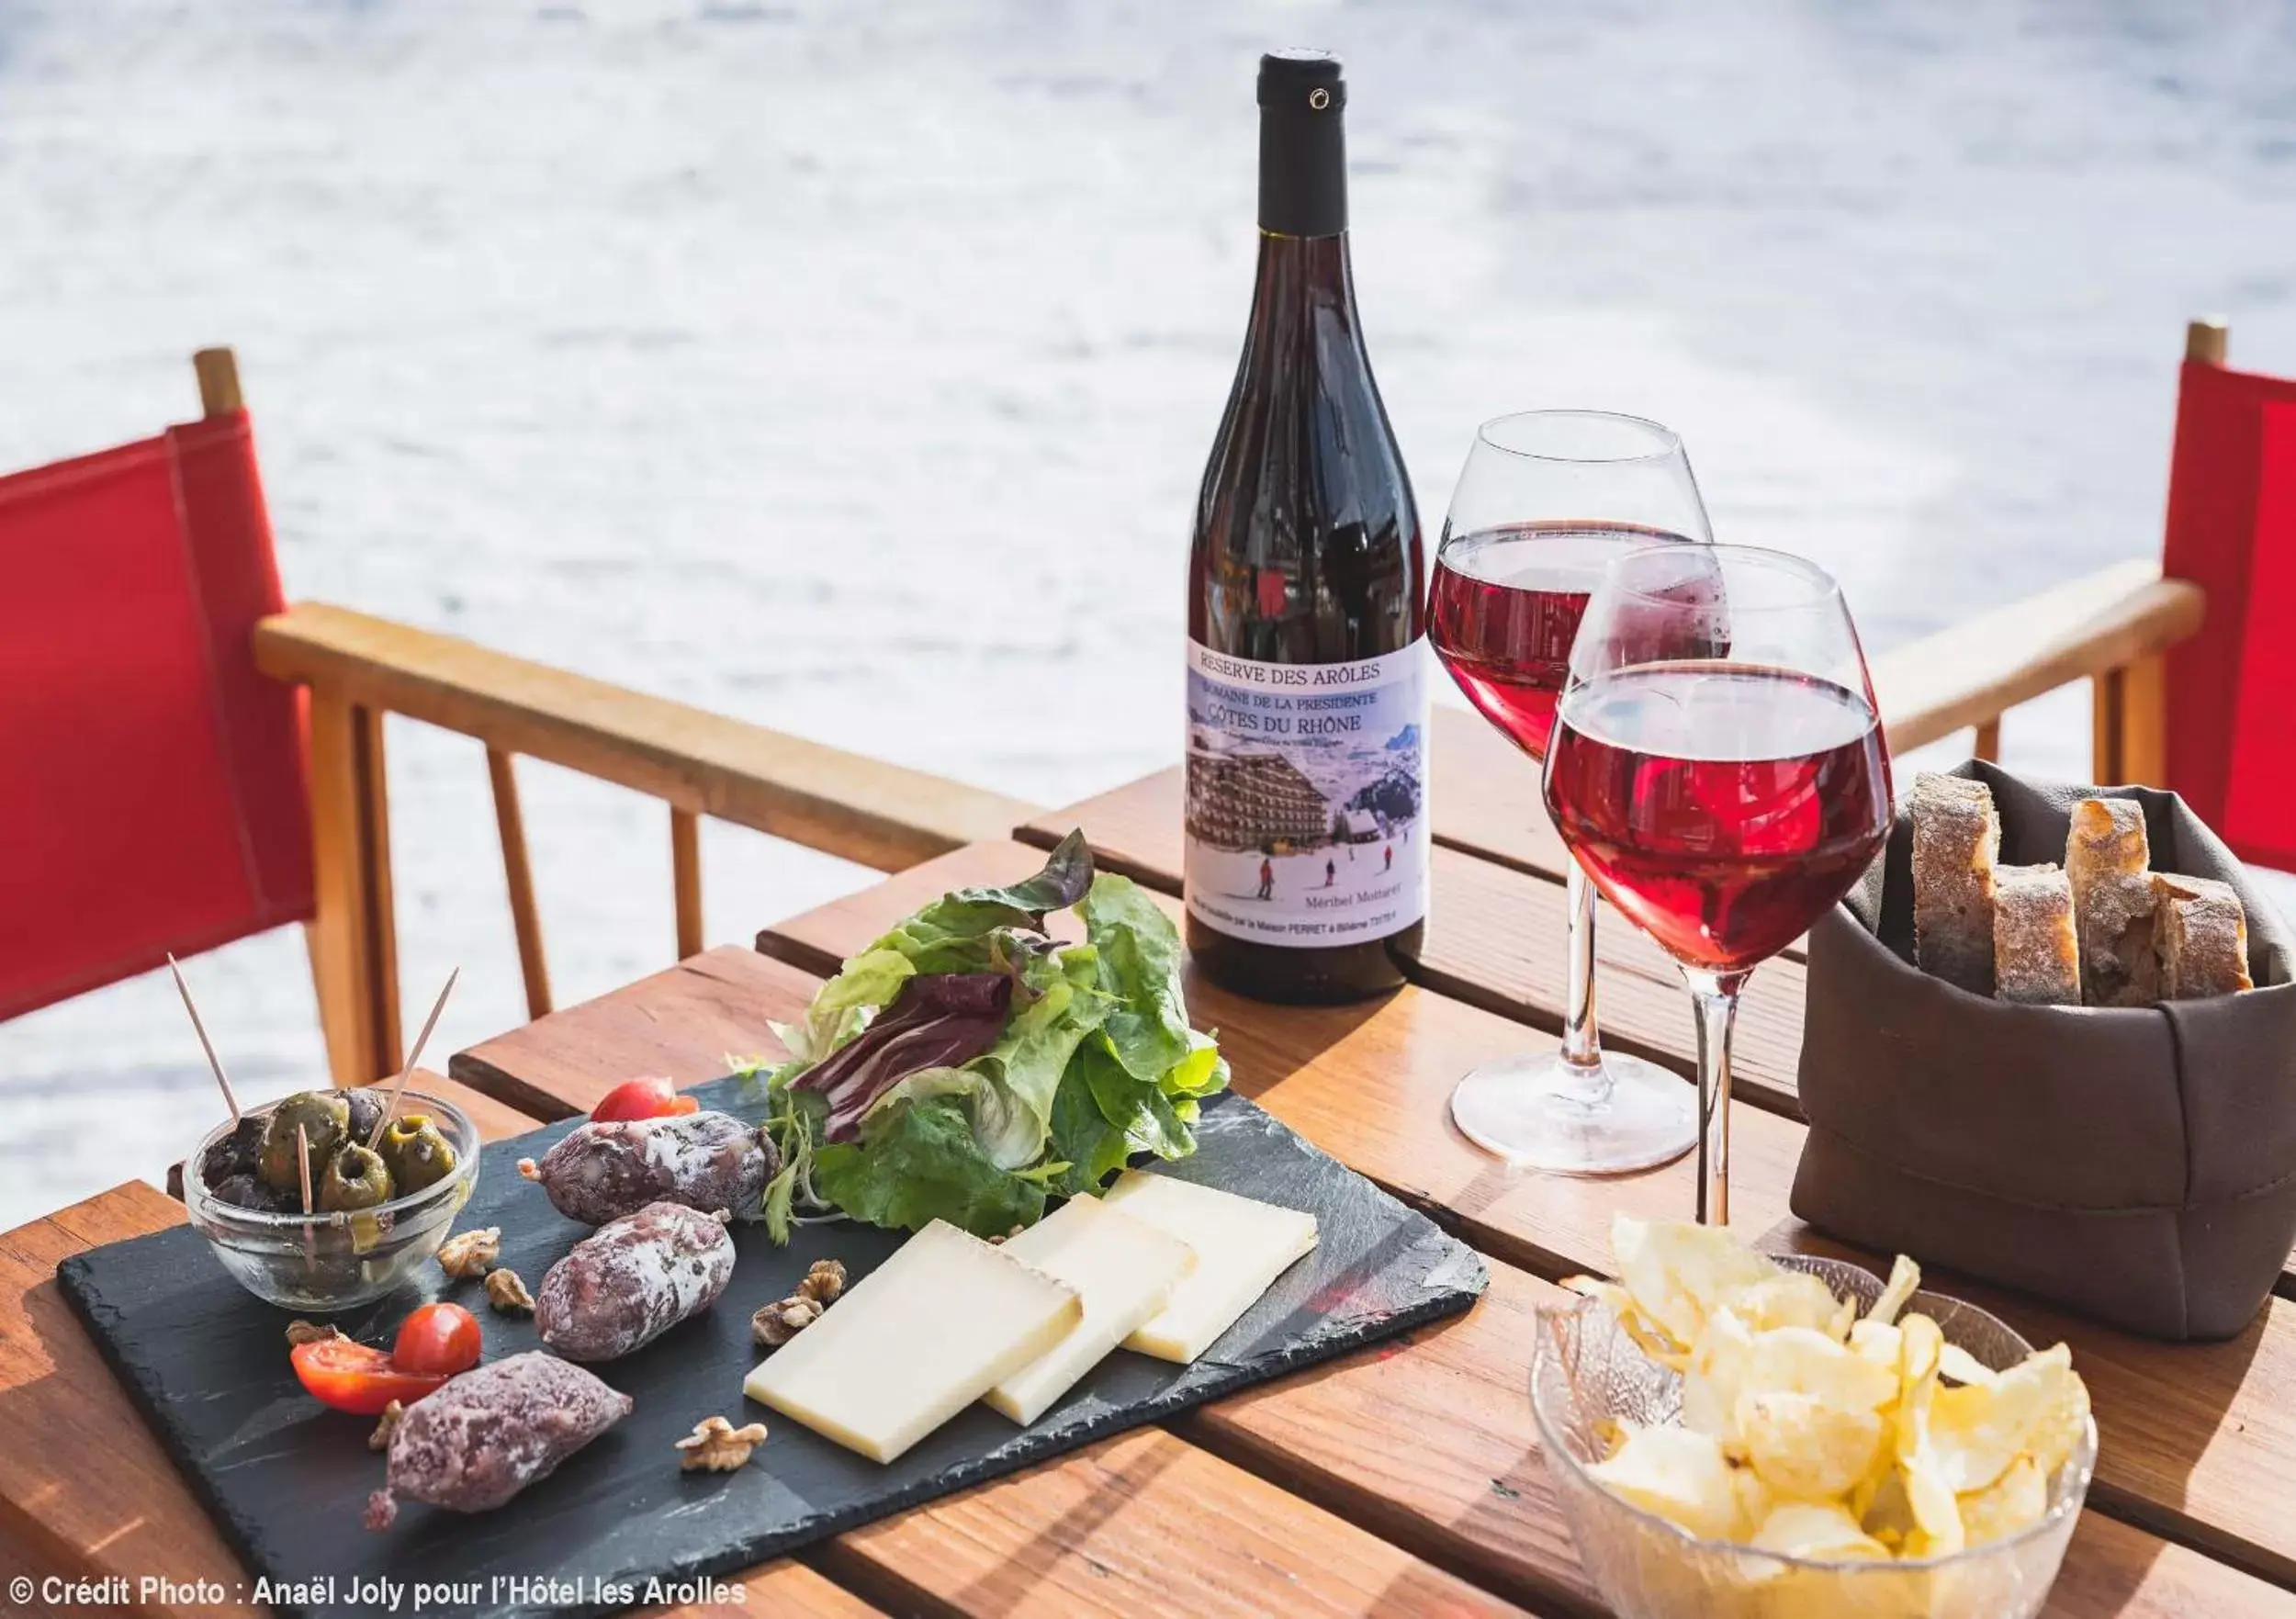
[167,953,241,1126]
[296,1123,317,1269]
[367,967,460,1150]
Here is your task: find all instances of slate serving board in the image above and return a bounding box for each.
[60,1080,1488,1619]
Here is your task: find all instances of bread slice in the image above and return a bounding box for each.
[2155,873,2254,1000]
[1994,863,2082,1006]
[2065,797,2158,1006]
[1912,774,2001,995]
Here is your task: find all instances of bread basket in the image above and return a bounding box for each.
[1791,761,2296,1341]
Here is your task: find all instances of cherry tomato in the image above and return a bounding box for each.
[392,1301,483,1377]
[290,1336,448,1415]
[591,1074,701,1122]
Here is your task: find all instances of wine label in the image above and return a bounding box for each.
[1184,639,1430,949]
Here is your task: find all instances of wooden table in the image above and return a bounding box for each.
[7,764,2296,1615]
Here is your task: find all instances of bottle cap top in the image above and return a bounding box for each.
[1258,50,1345,111]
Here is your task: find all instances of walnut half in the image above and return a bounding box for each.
[436,1226,501,1279]
[796,1258,846,1305]
[751,1295,822,1347]
[485,1267,535,1314]
[677,1414,769,1472]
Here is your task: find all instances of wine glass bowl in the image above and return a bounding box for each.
[1545,545,1891,1220]
[1428,410,1713,1174]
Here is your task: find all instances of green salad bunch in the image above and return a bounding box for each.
[751,833,1229,1242]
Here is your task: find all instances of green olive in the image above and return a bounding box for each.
[257,1091,352,1193]
[377,1114,457,1194]
[319,1142,395,1212]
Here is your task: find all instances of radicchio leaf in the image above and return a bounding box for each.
[792,973,1013,1141]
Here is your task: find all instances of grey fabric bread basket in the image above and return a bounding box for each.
[1790,760,2296,1341]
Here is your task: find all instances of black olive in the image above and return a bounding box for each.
[210,1173,275,1211]
[343,1088,386,1146]
[199,1113,267,1188]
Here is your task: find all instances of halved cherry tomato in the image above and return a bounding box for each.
[591,1074,701,1122]
[290,1336,449,1415]
[392,1301,483,1377]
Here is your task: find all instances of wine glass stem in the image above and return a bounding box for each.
[1683,969,1747,1225]
[1558,858,1611,1095]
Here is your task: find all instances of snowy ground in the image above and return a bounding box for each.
[3,0,2294,1229]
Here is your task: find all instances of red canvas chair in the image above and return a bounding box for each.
[1873,318,2294,870]
[0,351,320,1021]
[2,349,1035,1088]
[2157,321,2296,869]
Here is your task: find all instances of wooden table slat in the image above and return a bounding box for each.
[762,837,2296,1609]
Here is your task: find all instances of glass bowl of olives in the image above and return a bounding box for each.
[184,1087,481,1312]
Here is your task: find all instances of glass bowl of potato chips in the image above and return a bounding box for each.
[1532,1218,2097,1619]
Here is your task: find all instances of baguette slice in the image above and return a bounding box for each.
[1913,774,2001,995]
[1994,863,2082,1006]
[2065,797,2157,1006]
[2155,873,2254,1000]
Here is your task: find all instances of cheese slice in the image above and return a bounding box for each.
[743,1219,1079,1462]
[985,1195,1199,1425]
[1100,1171,1318,1364]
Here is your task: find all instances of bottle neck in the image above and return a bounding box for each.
[1244,230,1360,357]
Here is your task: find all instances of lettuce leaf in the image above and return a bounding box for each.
[812,1095,1049,1239]
[755,834,1228,1241]
[1080,873,1196,1085]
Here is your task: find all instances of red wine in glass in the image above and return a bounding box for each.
[1429,523,1697,761]
[1545,662,1892,975]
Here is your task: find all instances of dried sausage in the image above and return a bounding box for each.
[518,1110,775,1226]
[364,1353,629,1528]
[535,1200,735,1362]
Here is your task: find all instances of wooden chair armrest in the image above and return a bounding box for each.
[1871,560,2204,755]
[253,602,1039,872]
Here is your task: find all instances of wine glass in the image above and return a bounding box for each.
[1429,410,1713,1173]
[1545,544,1893,1222]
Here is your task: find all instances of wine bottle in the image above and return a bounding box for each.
[1184,50,1428,1003]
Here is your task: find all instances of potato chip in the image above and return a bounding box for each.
[1848,1319,1899,1371]
[1564,1275,1692,1367]
[2031,1375,2091,1480]
[1959,1452,2048,1546]
[1584,1422,1746,1540]
[1937,1344,1998,1389]
[1683,1307,1759,1439]
[1742,1325,1898,1414]
[1865,1253,1921,1328]
[1892,1315,1968,1557]
[1739,1390,1886,1501]
[1929,1344,2084,1493]
[1732,1459,1774,1538]
[1851,1460,1914,1544]
[1613,1213,1777,1351]
[1721,1269,1854,1341]
[1750,1499,1890,1561]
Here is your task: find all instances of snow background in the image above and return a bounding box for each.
[4,0,2293,1227]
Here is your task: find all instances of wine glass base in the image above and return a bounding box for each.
[1448,1051,1695,1175]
